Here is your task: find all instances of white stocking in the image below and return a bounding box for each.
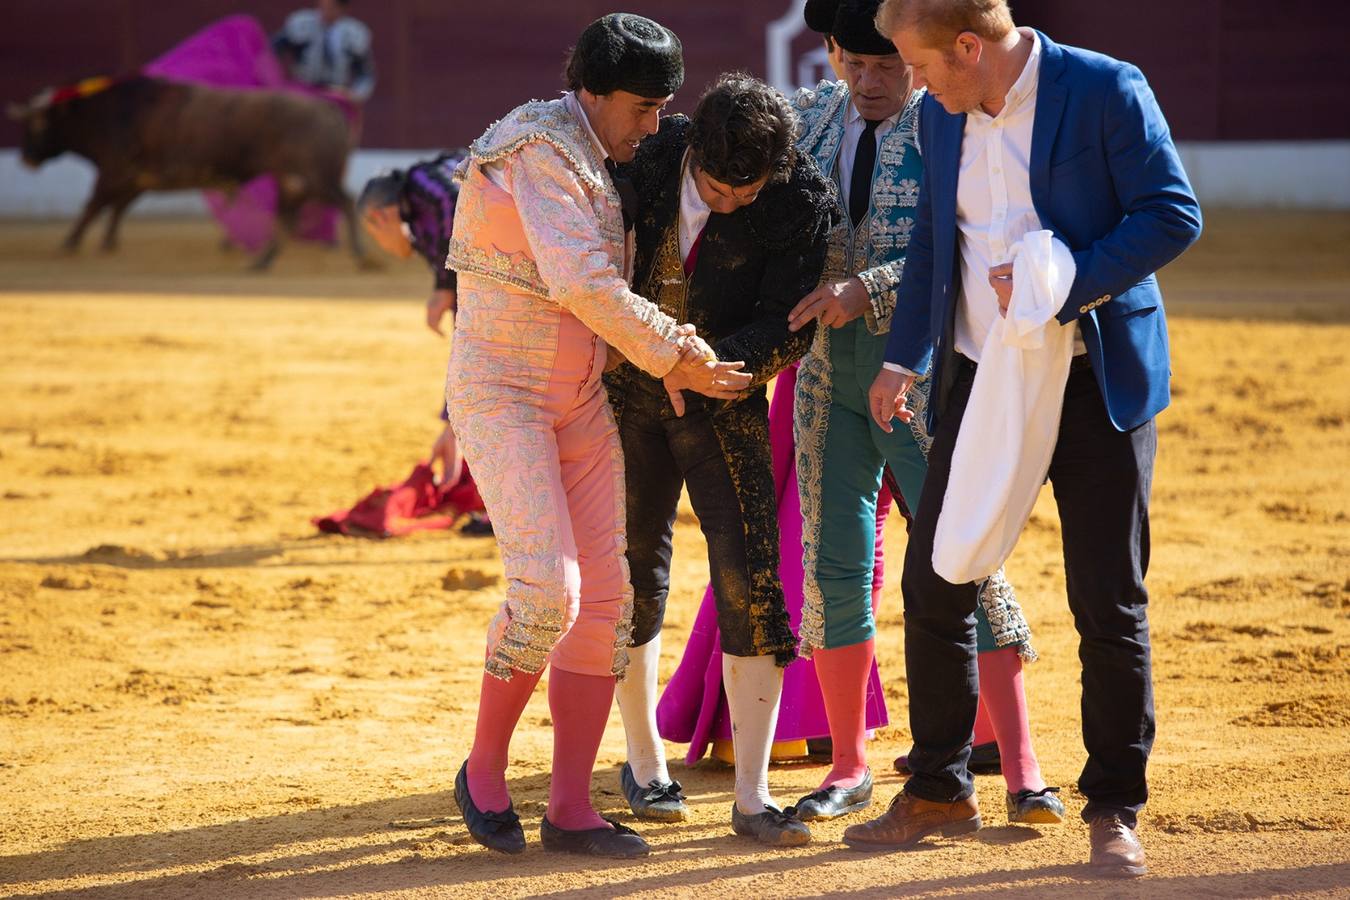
[722,653,783,814]
[614,634,671,786]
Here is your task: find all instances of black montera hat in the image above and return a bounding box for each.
[573,13,684,98]
[803,0,840,34]
[831,0,897,56]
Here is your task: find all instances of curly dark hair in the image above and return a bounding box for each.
[687,73,798,187]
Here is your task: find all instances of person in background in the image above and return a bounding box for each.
[273,0,376,104]
[358,156,491,535]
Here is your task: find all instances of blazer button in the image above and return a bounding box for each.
[1102,294,1112,302]
[1079,304,1090,314]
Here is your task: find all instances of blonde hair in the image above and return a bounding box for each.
[875,0,1014,49]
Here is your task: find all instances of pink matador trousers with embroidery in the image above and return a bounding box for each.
[447,283,634,681]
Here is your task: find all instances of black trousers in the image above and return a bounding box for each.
[902,356,1157,826]
[611,382,795,663]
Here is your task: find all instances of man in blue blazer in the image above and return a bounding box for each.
[851,0,1201,876]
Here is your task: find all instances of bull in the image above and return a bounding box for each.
[7,75,372,269]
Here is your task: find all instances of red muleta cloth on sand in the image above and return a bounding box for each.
[315,462,485,537]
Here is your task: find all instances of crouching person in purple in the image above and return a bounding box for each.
[359,155,492,534]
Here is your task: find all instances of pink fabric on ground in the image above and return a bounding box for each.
[143,14,357,251]
[811,638,875,789]
[977,647,1046,794]
[465,666,543,813]
[656,365,890,764]
[546,668,616,831]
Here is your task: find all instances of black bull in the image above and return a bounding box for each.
[8,76,373,269]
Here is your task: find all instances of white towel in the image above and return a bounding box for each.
[932,230,1077,585]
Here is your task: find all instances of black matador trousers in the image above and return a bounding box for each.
[608,377,796,665]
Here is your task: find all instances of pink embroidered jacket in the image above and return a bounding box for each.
[447,96,685,381]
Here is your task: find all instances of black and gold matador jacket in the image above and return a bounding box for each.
[607,115,840,411]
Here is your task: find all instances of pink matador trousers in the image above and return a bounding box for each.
[446,282,634,681]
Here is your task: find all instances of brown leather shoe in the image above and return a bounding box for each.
[842,790,980,851]
[1089,815,1147,877]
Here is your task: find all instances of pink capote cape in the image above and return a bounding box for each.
[143,14,357,252]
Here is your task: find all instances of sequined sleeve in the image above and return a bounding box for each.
[857,258,904,335]
[714,226,827,389]
[506,143,683,378]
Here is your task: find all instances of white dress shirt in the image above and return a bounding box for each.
[678,151,711,263]
[838,99,902,217]
[953,29,1083,361]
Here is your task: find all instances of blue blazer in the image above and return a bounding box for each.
[884,32,1202,432]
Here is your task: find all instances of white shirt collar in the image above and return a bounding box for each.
[680,150,710,218]
[975,28,1041,121]
[678,149,712,261]
[563,91,610,163]
[1007,30,1042,107]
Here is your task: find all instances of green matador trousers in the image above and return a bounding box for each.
[798,317,1006,652]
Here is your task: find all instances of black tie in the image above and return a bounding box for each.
[604,158,638,233]
[850,119,881,228]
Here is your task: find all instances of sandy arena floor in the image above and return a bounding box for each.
[1,212,1348,898]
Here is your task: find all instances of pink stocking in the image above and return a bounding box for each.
[972,689,997,746]
[976,647,1045,794]
[466,666,543,813]
[812,639,874,790]
[546,667,615,831]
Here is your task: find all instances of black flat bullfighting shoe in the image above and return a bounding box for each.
[730,802,811,847]
[620,762,689,822]
[792,768,874,821]
[539,815,651,858]
[1006,786,1066,824]
[454,761,525,854]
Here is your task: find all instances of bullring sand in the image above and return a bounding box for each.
[1,213,1347,897]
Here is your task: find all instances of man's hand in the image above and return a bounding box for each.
[665,325,707,414]
[431,421,464,486]
[868,368,917,433]
[663,339,752,417]
[426,289,457,336]
[988,263,1013,317]
[675,333,715,368]
[787,277,870,332]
